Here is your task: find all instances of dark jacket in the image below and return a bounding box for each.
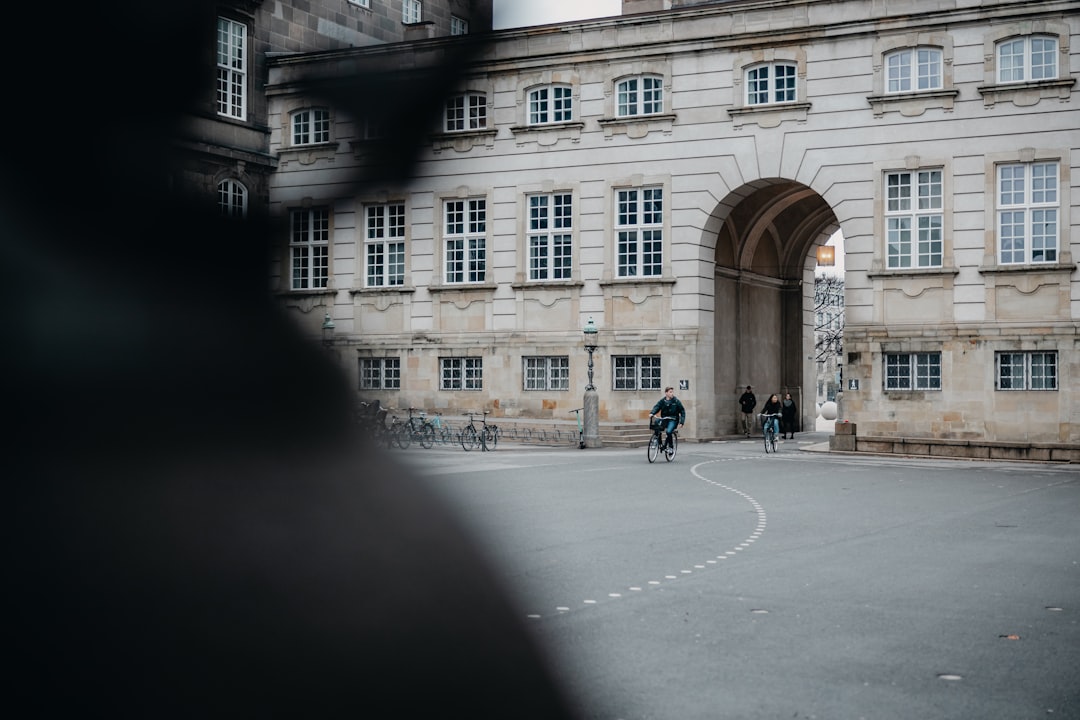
[781,398,798,432]
[739,391,756,414]
[651,396,686,425]
[761,398,782,416]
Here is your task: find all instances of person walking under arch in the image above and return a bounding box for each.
[649,386,685,450]
[781,392,798,440]
[738,385,757,437]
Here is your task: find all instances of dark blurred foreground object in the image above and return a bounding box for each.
[2,2,582,716]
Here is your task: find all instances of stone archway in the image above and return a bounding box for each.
[709,179,839,435]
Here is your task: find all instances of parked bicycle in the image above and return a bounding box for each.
[429,412,454,445]
[460,410,496,452]
[759,412,781,453]
[647,416,678,463]
[405,407,436,449]
[570,407,585,449]
[357,400,390,447]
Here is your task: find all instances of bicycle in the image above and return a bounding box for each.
[647,416,678,463]
[429,412,453,445]
[386,410,409,449]
[569,407,585,449]
[405,407,436,449]
[460,410,496,452]
[759,412,781,453]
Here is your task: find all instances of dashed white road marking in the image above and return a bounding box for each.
[528,457,768,619]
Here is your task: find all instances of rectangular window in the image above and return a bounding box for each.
[616,187,663,277]
[216,17,246,119]
[445,93,487,131]
[613,355,661,391]
[884,352,941,391]
[359,358,401,390]
[441,357,483,391]
[528,86,573,124]
[528,193,573,281]
[365,203,405,287]
[524,357,570,391]
[292,109,330,145]
[444,199,486,284]
[290,208,330,290]
[885,170,943,268]
[450,15,468,35]
[403,0,421,24]
[996,351,1057,390]
[998,162,1058,264]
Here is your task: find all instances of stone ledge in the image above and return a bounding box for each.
[848,435,1080,463]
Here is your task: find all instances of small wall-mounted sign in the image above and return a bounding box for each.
[679,380,689,390]
[848,379,860,391]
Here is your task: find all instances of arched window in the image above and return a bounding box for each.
[997,35,1057,83]
[745,62,797,105]
[616,75,664,117]
[885,47,943,92]
[217,179,247,218]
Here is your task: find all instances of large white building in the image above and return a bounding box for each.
[266,0,1079,459]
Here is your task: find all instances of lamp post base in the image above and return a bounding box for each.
[583,388,601,448]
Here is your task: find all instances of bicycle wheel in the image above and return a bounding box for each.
[770,428,778,453]
[461,424,478,451]
[764,427,774,454]
[484,425,498,449]
[395,422,411,450]
[419,423,435,449]
[647,433,660,463]
[665,433,677,462]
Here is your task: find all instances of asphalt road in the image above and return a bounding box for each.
[399,435,1080,720]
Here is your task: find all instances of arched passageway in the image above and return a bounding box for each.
[708,179,839,434]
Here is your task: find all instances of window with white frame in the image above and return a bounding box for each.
[441,357,482,390]
[216,17,246,119]
[616,187,663,277]
[616,75,664,117]
[997,35,1057,84]
[403,0,421,24]
[998,161,1058,264]
[884,352,941,391]
[528,85,573,125]
[996,351,1057,390]
[444,198,486,284]
[524,357,570,391]
[365,203,405,287]
[746,63,796,105]
[450,15,468,35]
[292,109,330,145]
[290,208,330,290]
[885,47,943,92]
[217,179,247,218]
[885,169,943,269]
[444,93,487,131]
[347,0,370,7]
[359,358,401,390]
[528,193,573,281]
[613,355,661,391]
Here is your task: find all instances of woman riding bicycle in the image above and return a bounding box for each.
[760,393,782,438]
[648,386,685,450]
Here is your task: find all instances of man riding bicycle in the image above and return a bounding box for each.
[649,386,685,450]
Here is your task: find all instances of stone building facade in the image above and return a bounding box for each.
[172,1,492,220]
[265,0,1078,452]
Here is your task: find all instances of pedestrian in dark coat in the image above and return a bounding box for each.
[781,392,798,439]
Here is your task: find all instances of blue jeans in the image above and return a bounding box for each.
[763,416,779,436]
